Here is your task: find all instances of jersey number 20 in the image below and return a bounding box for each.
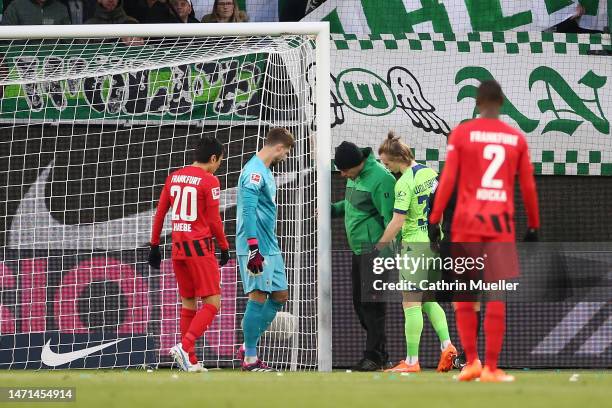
[170,185,197,222]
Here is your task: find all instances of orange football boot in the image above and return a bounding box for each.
[480,366,515,382]
[456,359,482,381]
[437,344,458,372]
[384,360,421,373]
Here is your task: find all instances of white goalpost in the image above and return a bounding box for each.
[0,23,331,371]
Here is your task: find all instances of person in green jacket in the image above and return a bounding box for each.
[332,141,396,371]
[2,0,71,25]
[85,0,139,24]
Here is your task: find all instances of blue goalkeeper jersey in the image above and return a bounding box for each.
[236,155,281,256]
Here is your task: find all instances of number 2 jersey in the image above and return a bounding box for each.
[150,166,229,259]
[430,117,540,238]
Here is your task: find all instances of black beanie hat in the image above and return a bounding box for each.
[334,141,364,170]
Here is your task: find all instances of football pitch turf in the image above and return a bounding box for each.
[0,369,610,408]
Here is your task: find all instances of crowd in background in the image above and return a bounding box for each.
[0,0,319,25]
[0,0,258,25]
[0,0,607,33]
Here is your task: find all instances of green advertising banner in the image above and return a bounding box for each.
[302,0,609,33]
[0,42,266,124]
[325,32,611,176]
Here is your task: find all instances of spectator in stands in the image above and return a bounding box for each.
[201,0,248,23]
[2,0,71,25]
[169,0,198,23]
[85,0,138,24]
[124,0,180,24]
[123,0,150,23]
[60,0,87,25]
[85,0,143,46]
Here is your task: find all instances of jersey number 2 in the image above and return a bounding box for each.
[482,144,505,189]
[170,185,197,222]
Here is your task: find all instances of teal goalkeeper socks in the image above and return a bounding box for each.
[422,302,451,346]
[242,300,265,357]
[258,298,284,337]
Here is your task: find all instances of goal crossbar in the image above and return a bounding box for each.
[0,22,330,39]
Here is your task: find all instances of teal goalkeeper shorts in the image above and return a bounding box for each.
[237,254,288,294]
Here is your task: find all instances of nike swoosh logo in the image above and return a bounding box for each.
[40,338,125,367]
[9,161,309,250]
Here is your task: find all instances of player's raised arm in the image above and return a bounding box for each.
[148,178,172,269]
[517,138,540,240]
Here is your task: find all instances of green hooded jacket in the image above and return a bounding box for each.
[85,0,139,24]
[331,148,396,255]
[2,0,71,25]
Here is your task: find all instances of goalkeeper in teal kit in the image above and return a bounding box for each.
[235,128,295,371]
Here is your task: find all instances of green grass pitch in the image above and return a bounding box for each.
[1,369,610,408]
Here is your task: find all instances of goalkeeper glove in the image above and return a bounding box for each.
[219,249,231,266]
[428,222,442,252]
[247,238,264,276]
[148,244,162,269]
[523,228,539,242]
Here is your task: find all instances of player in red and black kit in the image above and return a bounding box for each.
[429,81,540,382]
[148,137,231,372]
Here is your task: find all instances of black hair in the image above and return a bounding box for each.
[477,80,504,105]
[193,136,224,163]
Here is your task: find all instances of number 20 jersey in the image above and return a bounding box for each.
[430,118,540,237]
[150,166,229,259]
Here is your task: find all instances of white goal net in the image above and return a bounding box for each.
[0,23,331,371]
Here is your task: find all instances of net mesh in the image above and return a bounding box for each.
[0,33,319,370]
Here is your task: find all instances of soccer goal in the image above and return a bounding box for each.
[0,22,331,371]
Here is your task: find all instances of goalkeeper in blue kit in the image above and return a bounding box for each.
[235,128,295,371]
